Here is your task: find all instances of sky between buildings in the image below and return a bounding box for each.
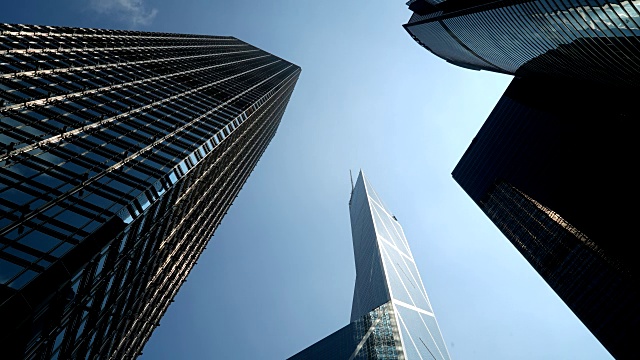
[2,1,613,359]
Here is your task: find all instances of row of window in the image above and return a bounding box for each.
[0,22,235,41]
[0,29,241,54]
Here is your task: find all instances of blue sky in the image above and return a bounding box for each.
[2,1,613,359]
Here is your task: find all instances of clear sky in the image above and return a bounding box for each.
[2,1,613,359]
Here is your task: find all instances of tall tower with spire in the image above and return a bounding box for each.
[289,171,450,360]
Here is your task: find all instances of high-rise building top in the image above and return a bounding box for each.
[404,0,640,87]
[0,22,300,359]
[289,171,450,360]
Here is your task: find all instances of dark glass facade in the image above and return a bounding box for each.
[288,172,450,360]
[0,23,300,359]
[406,2,640,356]
[452,77,639,359]
[404,0,640,86]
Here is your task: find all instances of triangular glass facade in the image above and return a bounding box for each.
[290,171,451,360]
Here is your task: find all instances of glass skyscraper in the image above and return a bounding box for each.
[451,77,638,359]
[404,0,640,87]
[289,171,450,360]
[404,2,640,358]
[0,23,300,359]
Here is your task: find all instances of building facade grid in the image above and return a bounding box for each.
[0,22,300,359]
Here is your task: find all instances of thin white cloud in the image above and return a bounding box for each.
[90,0,158,26]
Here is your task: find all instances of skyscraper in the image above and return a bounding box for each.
[404,2,640,358]
[451,77,638,359]
[404,0,640,87]
[0,22,300,359]
[289,171,450,360]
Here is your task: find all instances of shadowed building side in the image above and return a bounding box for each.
[452,77,639,359]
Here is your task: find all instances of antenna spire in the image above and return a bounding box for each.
[349,169,354,192]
